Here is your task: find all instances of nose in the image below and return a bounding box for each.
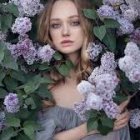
[62,23,70,36]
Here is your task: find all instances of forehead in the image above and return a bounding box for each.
[50,0,79,19]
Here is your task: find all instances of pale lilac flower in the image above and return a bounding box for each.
[101,52,117,72]
[0,111,5,131]
[74,99,87,121]
[127,66,140,83]
[77,80,96,97]
[94,73,119,96]
[103,100,120,119]
[4,93,20,113]
[130,28,140,45]
[117,18,134,35]
[87,42,103,61]
[97,5,116,19]
[86,93,103,111]
[125,0,140,18]
[130,109,140,128]
[123,8,138,22]
[11,17,32,35]
[21,0,44,17]
[9,0,44,17]
[37,44,55,63]
[118,56,135,72]
[0,31,7,41]
[124,42,140,61]
[8,38,37,65]
[103,0,124,6]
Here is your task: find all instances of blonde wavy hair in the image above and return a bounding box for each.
[37,0,94,106]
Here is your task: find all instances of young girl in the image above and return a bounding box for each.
[36,0,130,139]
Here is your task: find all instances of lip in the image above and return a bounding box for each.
[61,40,73,44]
[61,40,74,47]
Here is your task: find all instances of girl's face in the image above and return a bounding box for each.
[49,0,85,55]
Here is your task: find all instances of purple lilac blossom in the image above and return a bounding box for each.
[123,8,138,22]
[126,66,140,83]
[103,0,124,6]
[21,0,44,17]
[9,0,44,17]
[74,99,87,121]
[77,80,96,97]
[117,18,134,35]
[130,28,140,45]
[125,0,140,18]
[124,42,140,61]
[130,109,140,128]
[0,31,7,41]
[101,52,117,72]
[103,100,120,119]
[118,56,135,72]
[87,42,103,61]
[11,17,32,35]
[86,93,103,111]
[97,5,117,19]
[8,38,37,65]
[94,73,119,99]
[0,111,5,131]
[4,93,20,113]
[37,44,55,63]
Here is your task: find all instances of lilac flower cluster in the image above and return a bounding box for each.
[8,38,37,65]
[0,31,7,41]
[9,0,44,17]
[130,109,140,128]
[98,0,140,35]
[130,28,140,45]
[87,42,103,61]
[119,42,140,83]
[4,93,20,113]
[8,36,56,65]
[75,52,120,120]
[11,17,32,35]
[37,44,56,63]
[0,111,5,131]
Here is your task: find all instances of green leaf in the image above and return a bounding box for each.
[1,14,13,32]
[93,26,106,41]
[104,19,120,29]
[87,118,98,132]
[66,60,74,70]
[5,3,19,17]
[23,75,41,94]
[97,119,113,135]
[56,64,70,76]
[0,88,7,98]
[25,97,37,109]
[0,68,6,86]
[16,134,31,140]
[83,9,97,20]
[0,128,17,140]
[0,42,5,63]
[2,49,18,70]
[6,117,20,127]
[4,76,18,91]
[101,116,114,129]
[53,52,63,60]
[102,31,116,52]
[36,85,53,99]
[23,121,37,140]
[90,0,103,6]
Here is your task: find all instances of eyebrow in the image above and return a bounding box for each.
[50,15,79,21]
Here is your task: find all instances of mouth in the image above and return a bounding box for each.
[61,40,74,47]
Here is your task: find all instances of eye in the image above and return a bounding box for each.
[70,20,80,26]
[50,23,61,29]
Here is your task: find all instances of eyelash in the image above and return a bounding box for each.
[50,21,80,29]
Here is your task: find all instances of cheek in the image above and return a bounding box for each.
[50,31,60,44]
